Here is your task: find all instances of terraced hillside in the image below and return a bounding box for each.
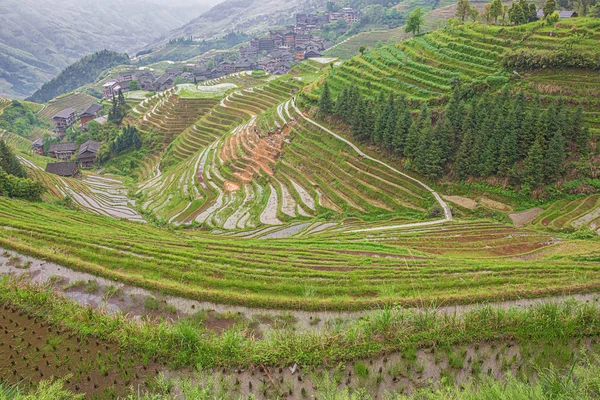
[325,0,466,60]
[0,131,144,222]
[38,92,97,120]
[320,19,600,129]
[132,90,219,145]
[2,196,599,311]
[532,195,600,234]
[137,88,440,227]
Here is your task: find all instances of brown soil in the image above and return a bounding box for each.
[479,197,513,212]
[509,208,544,227]
[225,181,241,192]
[222,121,294,185]
[443,195,478,210]
[0,302,161,398]
[206,313,237,334]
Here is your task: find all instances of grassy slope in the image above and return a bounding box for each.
[1,197,599,311]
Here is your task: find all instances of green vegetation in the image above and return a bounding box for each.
[313,19,600,198]
[327,83,590,192]
[0,100,50,138]
[0,139,44,201]
[1,197,599,310]
[28,51,130,104]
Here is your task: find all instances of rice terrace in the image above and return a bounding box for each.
[2,2,600,398]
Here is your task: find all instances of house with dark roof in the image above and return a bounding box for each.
[52,108,76,136]
[79,103,103,129]
[32,138,44,155]
[48,142,78,160]
[78,140,102,167]
[536,9,578,18]
[136,71,157,91]
[118,71,135,82]
[154,74,176,91]
[103,80,121,100]
[45,162,79,177]
[304,50,322,60]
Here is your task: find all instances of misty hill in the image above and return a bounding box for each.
[0,0,222,99]
[152,0,328,46]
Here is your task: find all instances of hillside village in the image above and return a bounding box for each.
[3,0,600,396]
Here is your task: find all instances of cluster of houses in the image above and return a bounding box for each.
[102,69,192,99]
[295,8,361,32]
[38,102,106,177]
[42,140,103,177]
[235,30,331,75]
[51,103,106,136]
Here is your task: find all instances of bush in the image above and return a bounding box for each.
[503,49,600,70]
[0,168,45,201]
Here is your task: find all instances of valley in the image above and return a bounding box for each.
[1,2,600,398]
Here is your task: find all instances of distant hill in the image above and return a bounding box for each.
[27,51,130,104]
[0,0,223,99]
[150,0,328,46]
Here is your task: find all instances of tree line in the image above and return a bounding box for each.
[319,81,589,192]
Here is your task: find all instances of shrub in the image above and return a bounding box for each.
[502,49,600,70]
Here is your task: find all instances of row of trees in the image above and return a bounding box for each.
[319,82,589,191]
[458,0,560,25]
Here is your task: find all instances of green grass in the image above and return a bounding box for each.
[0,197,599,311]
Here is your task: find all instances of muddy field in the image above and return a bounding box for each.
[0,303,161,398]
[163,337,600,399]
[3,247,600,398]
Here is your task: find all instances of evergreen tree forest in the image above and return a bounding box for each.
[326,83,590,192]
[27,51,130,103]
[108,90,128,125]
[109,125,142,156]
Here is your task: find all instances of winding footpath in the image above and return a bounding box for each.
[290,101,452,232]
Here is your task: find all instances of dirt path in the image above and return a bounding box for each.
[289,102,452,232]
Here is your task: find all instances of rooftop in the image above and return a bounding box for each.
[49,142,78,153]
[53,108,76,120]
[45,162,78,177]
[79,103,102,117]
[78,141,102,157]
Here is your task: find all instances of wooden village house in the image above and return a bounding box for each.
[45,162,79,178]
[77,140,102,167]
[48,142,78,160]
[31,138,44,155]
[79,103,103,129]
[52,108,76,136]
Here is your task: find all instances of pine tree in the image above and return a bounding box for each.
[382,95,397,150]
[393,98,412,154]
[318,82,334,116]
[522,138,544,189]
[404,120,421,159]
[543,129,565,183]
[335,85,349,118]
[414,126,444,179]
[498,109,518,175]
[374,95,394,144]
